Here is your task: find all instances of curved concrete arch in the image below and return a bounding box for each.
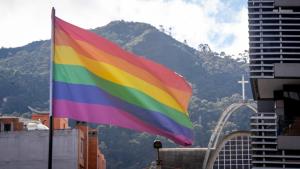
[202,102,257,169]
[206,131,251,169]
[212,103,256,149]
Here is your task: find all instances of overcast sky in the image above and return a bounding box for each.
[0,0,248,56]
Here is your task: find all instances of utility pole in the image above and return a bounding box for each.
[238,75,249,101]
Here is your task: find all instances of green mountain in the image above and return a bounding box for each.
[0,21,252,169]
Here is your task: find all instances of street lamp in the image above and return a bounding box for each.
[153,140,162,168]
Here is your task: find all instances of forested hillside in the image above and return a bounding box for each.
[0,21,253,169]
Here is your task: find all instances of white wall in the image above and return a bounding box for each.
[0,129,78,169]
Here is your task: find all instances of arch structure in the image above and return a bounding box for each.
[206,131,251,169]
[202,101,257,169]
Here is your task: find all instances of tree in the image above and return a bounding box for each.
[159,25,165,33]
[220,51,226,57]
[183,39,187,45]
[238,50,249,63]
[198,44,211,53]
[168,27,172,36]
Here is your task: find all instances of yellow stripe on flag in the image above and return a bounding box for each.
[54,45,187,114]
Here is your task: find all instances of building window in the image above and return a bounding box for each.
[4,123,11,132]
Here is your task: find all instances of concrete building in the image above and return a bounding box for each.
[248,0,300,168]
[0,115,105,169]
[0,115,52,131]
[159,148,208,169]
[0,129,79,169]
[158,131,251,169]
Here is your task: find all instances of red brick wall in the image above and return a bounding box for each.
[53,118,68,129]
[31,113,68,129]
[87,129,106,169]
[88,129,98,169]
[0,118,24,131]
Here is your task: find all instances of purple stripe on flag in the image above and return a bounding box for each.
[53,99,193,145]
[53,81,193,138]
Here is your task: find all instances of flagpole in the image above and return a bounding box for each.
[48,7,55,169]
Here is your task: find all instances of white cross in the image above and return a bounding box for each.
[238,75,249,101]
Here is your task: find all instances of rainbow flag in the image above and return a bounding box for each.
[53,16,194,145]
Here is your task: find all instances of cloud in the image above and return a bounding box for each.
[0,0,248,56]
